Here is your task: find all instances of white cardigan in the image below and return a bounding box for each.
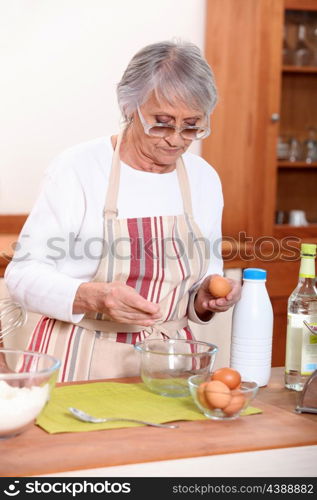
[5,136,224,323]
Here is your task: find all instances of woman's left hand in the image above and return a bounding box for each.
[194,274,241,320]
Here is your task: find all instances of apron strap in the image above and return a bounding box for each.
[104,130,124,218]
[76,316,188,336]
[176,157,194,216]
[104,129,194,218]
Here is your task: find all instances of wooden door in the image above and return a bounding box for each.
[203,0,284,239]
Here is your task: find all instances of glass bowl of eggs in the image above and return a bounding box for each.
[0,349,61,439]
[188,367,258,420]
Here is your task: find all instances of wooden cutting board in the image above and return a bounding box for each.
[1,397,317,477]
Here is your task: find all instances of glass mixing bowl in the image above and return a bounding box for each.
[0,349,61,439]
[134,338,218,397]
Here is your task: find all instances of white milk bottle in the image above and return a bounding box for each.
[230,268,273,387]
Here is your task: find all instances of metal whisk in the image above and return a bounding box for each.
[0,298,27,342]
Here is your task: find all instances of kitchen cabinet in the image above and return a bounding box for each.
[203,0,317,366]
[203,0,283,239]
[275,5,317,238]
[203,0,317,239]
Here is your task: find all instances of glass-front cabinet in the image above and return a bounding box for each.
[203,0,317,366]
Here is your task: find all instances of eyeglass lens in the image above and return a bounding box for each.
[148,125,206,140]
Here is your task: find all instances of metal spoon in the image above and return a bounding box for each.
[68,407,178,429]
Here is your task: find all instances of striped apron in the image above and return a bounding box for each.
[26,131,209,381]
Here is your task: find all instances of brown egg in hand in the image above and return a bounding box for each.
[208,275,232,298]
[211,367,241,390]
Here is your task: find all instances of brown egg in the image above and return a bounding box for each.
[197,382,210,408]
[212,367,241,390]
[223,390,246,416]
[208,276,232,298]
[204,380,231,409]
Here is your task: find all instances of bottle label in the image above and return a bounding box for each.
[299,255,316,279]
[285,314,317,376]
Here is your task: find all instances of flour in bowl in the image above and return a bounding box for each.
[0,380,49,435]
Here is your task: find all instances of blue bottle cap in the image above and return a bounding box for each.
[243,268,267,280]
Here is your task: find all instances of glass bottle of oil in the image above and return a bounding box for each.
[285,243,317,391]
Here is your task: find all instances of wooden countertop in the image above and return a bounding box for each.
[1,368,316,477]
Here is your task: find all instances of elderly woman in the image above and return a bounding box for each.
[5,40,241,381]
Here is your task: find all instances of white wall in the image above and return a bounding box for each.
[0,0,206,213]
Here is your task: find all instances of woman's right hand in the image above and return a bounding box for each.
[73,281,161,326]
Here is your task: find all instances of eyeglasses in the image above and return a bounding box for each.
[137,105,210,141]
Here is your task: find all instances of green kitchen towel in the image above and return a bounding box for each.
[36,381,262,434]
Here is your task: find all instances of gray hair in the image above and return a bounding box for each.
[117,40,217,121]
